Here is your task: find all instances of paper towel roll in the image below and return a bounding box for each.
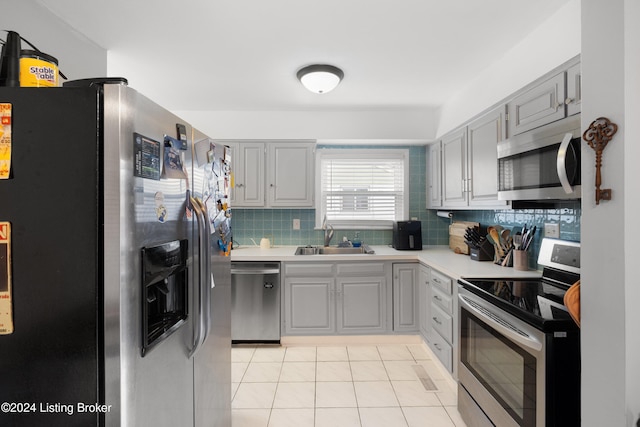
[437,211,453,219]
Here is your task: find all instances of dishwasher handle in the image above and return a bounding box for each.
[231,268,281,275]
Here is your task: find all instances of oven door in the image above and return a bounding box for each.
[458,288,545,427]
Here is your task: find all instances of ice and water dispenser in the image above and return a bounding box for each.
[141,240,188,356]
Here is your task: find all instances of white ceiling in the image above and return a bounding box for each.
[38,0,571,113]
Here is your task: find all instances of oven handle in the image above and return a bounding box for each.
[458,293,543,352]
[557,132,575,194]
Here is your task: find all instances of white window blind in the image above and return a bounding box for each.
[316,149,409,229]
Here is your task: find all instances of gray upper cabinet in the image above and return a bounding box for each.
[438,106,509,209]
[507,71,566,136]
[427,56,580,211]
[566,63,582,116]
[507,59,581,137]
[427,142,443,209]
[267,142,315,207]
[467,106,508,207]
[227,141,315,208]
[442,128,468,208]
[228,142,265,207]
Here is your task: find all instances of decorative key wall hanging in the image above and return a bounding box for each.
[583,117,618,205]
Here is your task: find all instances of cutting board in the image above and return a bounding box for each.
[449,221,479,254]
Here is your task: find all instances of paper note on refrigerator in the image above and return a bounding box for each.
[0,222,14,334]
[0,103,12,180]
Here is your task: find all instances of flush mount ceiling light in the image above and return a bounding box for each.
[296,64,344,94]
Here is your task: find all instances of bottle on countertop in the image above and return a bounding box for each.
[352,231,362,248]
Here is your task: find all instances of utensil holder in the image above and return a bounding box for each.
[470,239,494,262]
[513,250,529,271]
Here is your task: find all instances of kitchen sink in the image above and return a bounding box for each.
[294,245,375,255]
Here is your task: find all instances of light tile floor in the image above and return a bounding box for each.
[231,343,467,427]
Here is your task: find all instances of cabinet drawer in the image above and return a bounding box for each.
[429,332,453,372]
[337,262,385,276]
[431,285,453,314]
[284,263,334,277]
[430,269,452,294]
[431,303,453,343]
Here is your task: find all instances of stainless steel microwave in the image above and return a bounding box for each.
[498,115,581,201]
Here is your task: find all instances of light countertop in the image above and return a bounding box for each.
[229,245,541,280]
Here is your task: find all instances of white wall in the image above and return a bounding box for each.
[1,0,107,81]
[582,0,640,425]
[625,0,640,422]
[173,108,437,142]
[436,0,581,136]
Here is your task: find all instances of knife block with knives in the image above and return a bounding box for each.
[469,238,495,261]
[449,221,480,254]
[461,224,495,261]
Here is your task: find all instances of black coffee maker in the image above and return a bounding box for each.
[392,221,422,250]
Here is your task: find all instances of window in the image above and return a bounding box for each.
[315,149,409,229]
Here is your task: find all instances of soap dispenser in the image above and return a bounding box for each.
[352,231,362,248]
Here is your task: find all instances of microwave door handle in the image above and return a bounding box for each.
[557,133,575,194]
[188,196,206,358]
[195,197,212,344]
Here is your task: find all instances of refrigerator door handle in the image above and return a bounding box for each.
[194,197,212,344]
[189,195,207,358]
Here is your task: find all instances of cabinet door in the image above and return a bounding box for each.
[507,71,566,136]
[467,107,509,207]
[267,142,314,207]
[392,263,419,332]
[232,142,265,207]
[427,142,442,208]
[566,63,581,116]
[336,276,386,334]
[441,128,468,207]
[284,277,335,334]
[418,265,431,340]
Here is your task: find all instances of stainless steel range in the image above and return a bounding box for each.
[457,238,581,427]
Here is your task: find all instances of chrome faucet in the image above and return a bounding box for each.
[322,216,335,247]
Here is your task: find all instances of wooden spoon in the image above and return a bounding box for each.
[489,228,505,258]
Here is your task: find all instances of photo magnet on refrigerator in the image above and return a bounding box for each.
[0,222,14,335]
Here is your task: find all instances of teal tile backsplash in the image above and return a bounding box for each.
[230,144,581,268]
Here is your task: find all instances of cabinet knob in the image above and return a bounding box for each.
[565,97,575,105]
[432,317,442,325]
[236,183,244,188]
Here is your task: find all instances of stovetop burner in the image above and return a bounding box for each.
[459,276,577,331]
[458,238,581,332]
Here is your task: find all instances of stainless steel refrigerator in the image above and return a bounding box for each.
[0,81,231,427]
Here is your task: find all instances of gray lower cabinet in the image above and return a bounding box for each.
[283,262,389,335]
[337,275,386,334]
[285,275,335,334]
[418,264,431,340]
[427,268,456,377]
[392,263,419,332]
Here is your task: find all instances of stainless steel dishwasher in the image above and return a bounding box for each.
[231,262,281,343]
